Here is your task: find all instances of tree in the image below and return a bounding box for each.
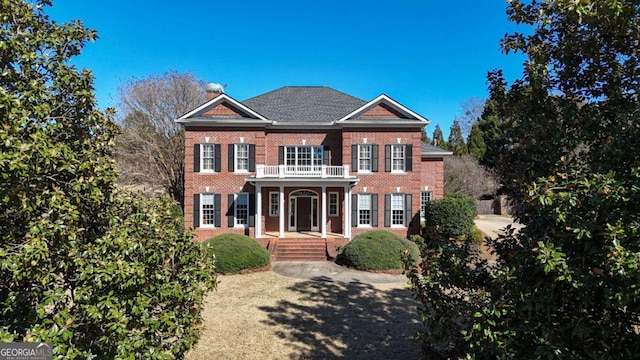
[0,1,216,357]
[456,96,486,139]
[406,1,640,357]
[421,125,430,144]
[430,124,446,149]
[477,98,502,168]
[116,71,206,206]
[444,155,497,198]
[447,119,467,155]
[466,121,486,158]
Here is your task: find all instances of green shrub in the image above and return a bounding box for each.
[203,234,270,274]
[468,226,484,244]
[341,230,420,270]
[424,193,477,239]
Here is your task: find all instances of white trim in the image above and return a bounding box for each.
[328,192,339,217]
[337,94,430,123]
[269,192,279,217]
[200,143,216,173]
[200,193,216,228]
[256,185,262,238]
[288,189,320,232]
[233,193,250,228]
[176,93,269,122]
[234,143,250,173]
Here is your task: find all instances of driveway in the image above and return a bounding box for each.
[474,215,524,239]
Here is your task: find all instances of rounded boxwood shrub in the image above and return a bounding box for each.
[424,192,477,239]
[341,230,420,271]
[202,234,270,274]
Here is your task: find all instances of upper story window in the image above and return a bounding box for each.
[279,145,329,168]
[201,144,216,172]
[391,144,405,172]
[384,144,412,173]
[352,144,378,173]
[235,144,249,172]
[228,144,255,173]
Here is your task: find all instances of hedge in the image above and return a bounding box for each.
[202,234,270,274]
[341,230,420,271]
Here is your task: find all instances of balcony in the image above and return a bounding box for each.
[255,165,352,178]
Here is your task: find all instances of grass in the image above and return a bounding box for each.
[186,271,421,360]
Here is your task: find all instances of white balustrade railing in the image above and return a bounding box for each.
[255,164,352,178]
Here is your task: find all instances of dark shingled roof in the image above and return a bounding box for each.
[421,141,451,154]
[242,86,366,123]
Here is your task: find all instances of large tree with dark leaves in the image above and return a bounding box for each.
[406,1,640,358]
[0,1,216,358]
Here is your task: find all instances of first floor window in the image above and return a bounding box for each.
[235,193,249,226]
[391,193,404,226]
[235,144,249,172]
[358,194,372,226]
[420,191,433,222]
[201,193,216,227]
[329,192,339,217]
[269,192,279,217]
[201,144,215,171]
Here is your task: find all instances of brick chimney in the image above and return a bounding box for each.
[205,83,225,101]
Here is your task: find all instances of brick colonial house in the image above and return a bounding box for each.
[176,85,450,259]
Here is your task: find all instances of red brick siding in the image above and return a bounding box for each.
[203,103,246,117]
[184,125,443,241]
[358,104,405,118]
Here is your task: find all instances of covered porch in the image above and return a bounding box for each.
[248,176,359,240]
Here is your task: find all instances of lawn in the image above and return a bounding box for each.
[186,270,422,359]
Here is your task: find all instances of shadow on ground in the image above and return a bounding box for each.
[258,276,422,360]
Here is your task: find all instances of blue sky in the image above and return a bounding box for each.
[48,0,526,138]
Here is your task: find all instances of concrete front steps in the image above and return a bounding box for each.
[271,238,328,261]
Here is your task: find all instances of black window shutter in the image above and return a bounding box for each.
[193,194,200,228]
[384,145,391,172]
[194,144,200,173]
[405,144,413,172]
[228,144,235,171]
[384,194,391,227]
[214,194,221,227]
[227,194,234,227]
[249,144,256,172]
[351,194,357,227]
[405,194,412,226]
[249,193,255,227]
[372,145,379,172]
[323,146,330,165]
[214,144,221,172]
[372,194,379,227]
[278,146,284,165]
[351,145,358,170]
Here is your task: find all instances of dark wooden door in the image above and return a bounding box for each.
[296,197,311,231]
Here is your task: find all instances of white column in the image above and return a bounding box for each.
[321,186,327,238]
[344,185,351,238]
[255,184,262,238]
[279,186,285,238]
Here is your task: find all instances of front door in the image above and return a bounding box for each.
[296,197,312,231]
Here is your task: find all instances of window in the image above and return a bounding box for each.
[285,146,324,168]
[358,194,372,226]
[391,193,404,226]
[358,145,371,172]
[234,193,249,227]
[201,144,215,172]
[329,192,339,217]
[391,144,405,172]
[235,144,249,172]
[269,192,279,217]
[201,194,216,227]
[420,191,433,222]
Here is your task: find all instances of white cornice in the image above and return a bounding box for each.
[176,94,270,123]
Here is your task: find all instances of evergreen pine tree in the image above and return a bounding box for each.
[447,120,467,155]
[467,121,486,158]
[431,124,446,149]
